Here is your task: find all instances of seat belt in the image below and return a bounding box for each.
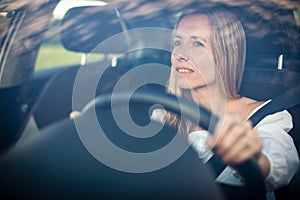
[248,84,300,127]
[207,84,300,178]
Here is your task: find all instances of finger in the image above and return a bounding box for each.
[216,120,253,154]
[212,114,241,146]
[244,120,253,131]
[228,135,262,165]
[218,120,253,151]
[215,120,258,164]
[215,124,248,156]
[221,131,254,163]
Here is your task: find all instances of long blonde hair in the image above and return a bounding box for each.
[165,9,246,134]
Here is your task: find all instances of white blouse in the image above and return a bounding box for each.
[151,105,299,194]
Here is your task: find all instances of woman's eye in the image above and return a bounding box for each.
[193,41,204,47]
[173,40,181,47]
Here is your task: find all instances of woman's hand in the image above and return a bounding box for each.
[206,114,270,176]
[69,110,81,119]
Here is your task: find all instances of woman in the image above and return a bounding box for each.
[152,9,299,199]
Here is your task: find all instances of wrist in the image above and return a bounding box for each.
[256,152,270,177]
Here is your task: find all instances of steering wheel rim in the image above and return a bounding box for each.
[85,89,266,200]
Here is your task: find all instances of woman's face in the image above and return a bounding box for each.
[171,14,216,90]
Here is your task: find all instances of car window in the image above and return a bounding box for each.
[34,19,82,69]
[0,11,12,49]
[0,11,15,72]
[294,10,300,26]
[34,0,112,70]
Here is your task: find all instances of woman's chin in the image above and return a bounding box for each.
[177,82,193,89]
[178,83,203,90]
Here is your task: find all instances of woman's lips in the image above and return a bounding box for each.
[176,66,195,73]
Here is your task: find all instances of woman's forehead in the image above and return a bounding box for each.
[178,14,210,28]
[175,14,211,39]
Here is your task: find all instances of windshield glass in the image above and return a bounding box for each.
[32,0,300,72]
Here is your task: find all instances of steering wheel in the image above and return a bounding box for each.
[87,89,266,200]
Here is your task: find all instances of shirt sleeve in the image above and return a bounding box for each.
[151,108,299,191]
[255,110,299,191]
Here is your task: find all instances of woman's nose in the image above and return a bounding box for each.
[178,54,188,62]
[173,48,189,62]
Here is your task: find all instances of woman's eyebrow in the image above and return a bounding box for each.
[191,36,208,43]
[173,35,207,43]
[173,35,182,40]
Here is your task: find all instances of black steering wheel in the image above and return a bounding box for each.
[88,89,266,200]
[0,89,265,199]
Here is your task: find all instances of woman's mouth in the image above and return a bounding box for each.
[176,67,195,73]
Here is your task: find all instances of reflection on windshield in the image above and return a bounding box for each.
[0,1,55,87]
[59,0,300,57]
[0,12,12,54]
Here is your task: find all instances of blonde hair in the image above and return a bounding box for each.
[166,9,246,134]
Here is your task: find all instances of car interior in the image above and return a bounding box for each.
[0,1,300,199]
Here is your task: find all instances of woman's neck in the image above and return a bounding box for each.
[190,85,227,117]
